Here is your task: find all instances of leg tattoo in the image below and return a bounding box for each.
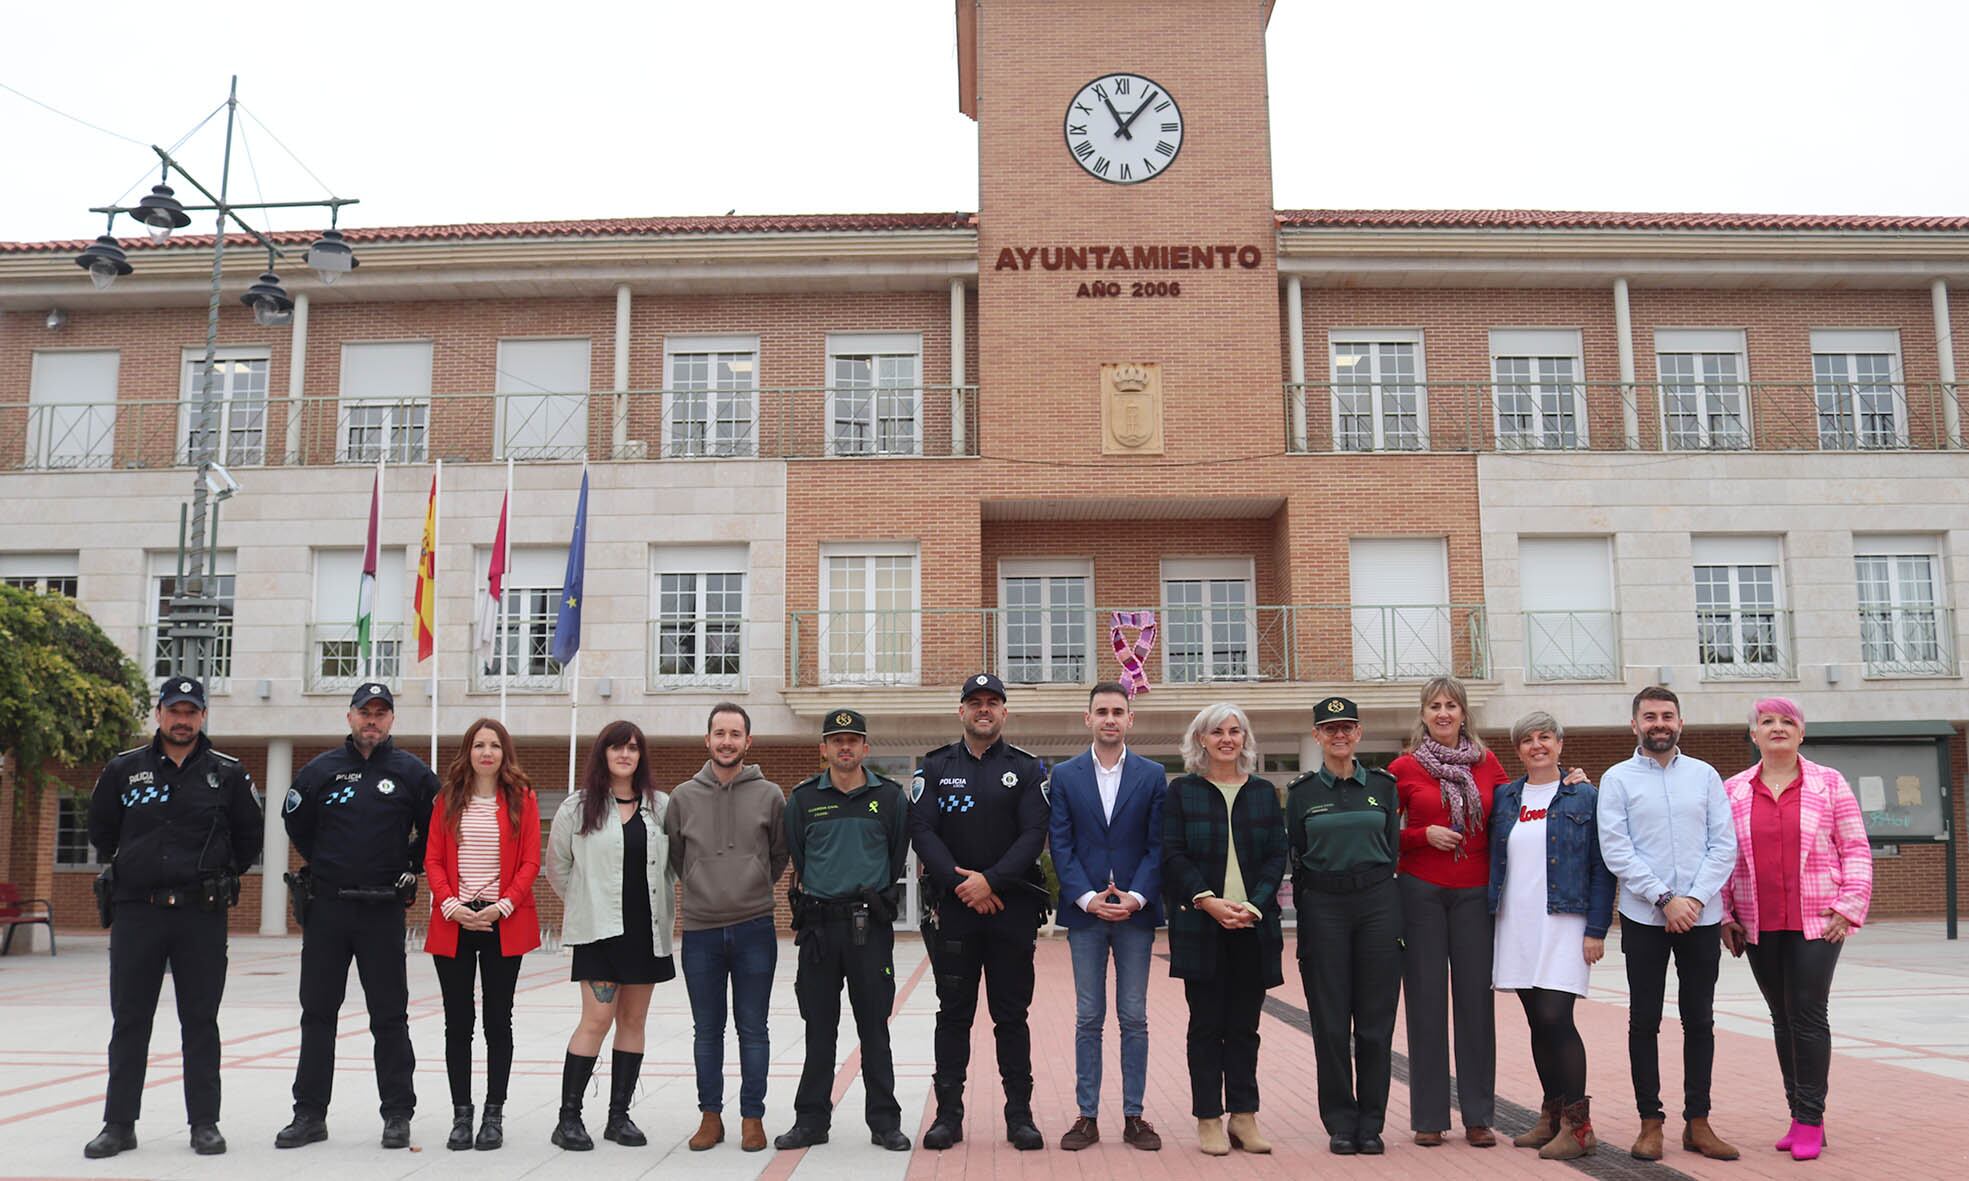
[588,980,619,1004]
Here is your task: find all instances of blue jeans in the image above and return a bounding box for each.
[1067,919,1154,1119]
[682,914,777,1118]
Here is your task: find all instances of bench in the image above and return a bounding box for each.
[0,883,55,956]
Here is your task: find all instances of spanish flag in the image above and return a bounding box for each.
[414,472,438,662]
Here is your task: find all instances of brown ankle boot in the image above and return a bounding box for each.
[688,1112,724,1151]
[1631,1118,1665,1160]
[1513,1098,1560,1148]
[1540,1099,1595,1161]
[740,1117,766,1152]
[1683,1117,1739,1160]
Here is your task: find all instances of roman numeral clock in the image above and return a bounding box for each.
[1063,73,1183,184]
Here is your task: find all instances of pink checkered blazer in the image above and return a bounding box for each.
[1719,757,1872,943]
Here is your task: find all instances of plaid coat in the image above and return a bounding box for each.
[1719,757,1873,943]
[1161,773,1287,984]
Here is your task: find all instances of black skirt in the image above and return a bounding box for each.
[568,812,675,984]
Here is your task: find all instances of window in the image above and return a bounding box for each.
[1519,537,1619,681]
[1693,536,1789,679]
[339,341,432,463]
[998,559,1093,684]
[1330,332,1425,451]
[651,545,747,688]
[0,552,78,597]
[820,544,918,684]
[1491,330,1586,450]
[827,333,922,456]
[1161,558,1255,682]
[310,548,406,690]
[54,796,100,867]
[179,349,270,466]
[1655,330,1748,450]
[1349,538,1450,680]
[147,551,236,690]
[26,350,118,469]
[496,338,589,460]
[665,336,758,458]
[1812,330,1906,450]
[476,547,569,690]
[1854,535,1952,675]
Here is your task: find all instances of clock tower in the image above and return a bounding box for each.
[964,0,1282,462]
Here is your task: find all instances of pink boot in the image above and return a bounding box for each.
[1775,1120,1801,1152]
[1790,1123,1824,1161]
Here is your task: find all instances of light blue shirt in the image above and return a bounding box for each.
[1596,748,1738,927]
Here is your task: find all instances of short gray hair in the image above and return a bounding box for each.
[1180,702,1260,778]
[1510,710,1565,747]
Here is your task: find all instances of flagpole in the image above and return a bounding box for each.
[499,455,512,727]
[430,458,442,769]
[567,650,579,793]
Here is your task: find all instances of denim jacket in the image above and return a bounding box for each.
[1487,774,1617,939]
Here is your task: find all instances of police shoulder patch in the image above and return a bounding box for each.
[908,774,925,804]
[284,788,302,814]
[1040,776,1051,805]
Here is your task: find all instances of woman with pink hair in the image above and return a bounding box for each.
[1718,697,1872,1162]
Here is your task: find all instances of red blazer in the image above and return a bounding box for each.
[424,789,542,958]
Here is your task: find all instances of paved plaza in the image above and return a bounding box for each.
[0,921,1964,1180]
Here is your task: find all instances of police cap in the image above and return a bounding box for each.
[350,681,395,710]
[821,708,868,737]
[1313,695,1360,725]
[158,677,207,710]
[960,672,1006,702]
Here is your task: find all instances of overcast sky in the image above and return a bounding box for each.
[3,0,1964,245]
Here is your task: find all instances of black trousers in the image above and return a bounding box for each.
[1298,878,1402,1137]
[791,917,900,1132]
[928,897,1038,1115]
[105,902,228,1124]
[1621,919,1721,1120]
[293,893,416,1119]
[1399,877,1495,1130]
[431,924,524,1106]
[1182,926,1267,1118]
[1744,931,1843,1125]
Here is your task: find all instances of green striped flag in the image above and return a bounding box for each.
[356,462,381,675]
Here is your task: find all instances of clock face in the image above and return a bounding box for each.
[1063,73,1183,185]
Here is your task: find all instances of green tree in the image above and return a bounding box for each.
[0,585,149,803]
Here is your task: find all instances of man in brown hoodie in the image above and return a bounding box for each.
[665,703,789,1152]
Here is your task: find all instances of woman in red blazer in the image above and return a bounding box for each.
[425,717,541,1152]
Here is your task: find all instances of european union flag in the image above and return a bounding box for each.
[550,467,588,665]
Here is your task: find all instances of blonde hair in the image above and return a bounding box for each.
[1408,675,1488,756]
[1180,702,1259,778]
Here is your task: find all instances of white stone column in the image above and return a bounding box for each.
[1614,277,1639,449]
[1287,277,1307,451]
[612,284,635,458]
[259,737,292,935]
[950,279,968,455]
[1934,278,1961,447]
[1299,732,1320,776]
[282,293,308,465]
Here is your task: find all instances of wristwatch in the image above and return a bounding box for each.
[1655,891,1676,910]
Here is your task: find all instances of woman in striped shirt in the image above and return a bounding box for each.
[425,717,542,1152]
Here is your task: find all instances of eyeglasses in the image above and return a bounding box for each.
[1316,722,1361,735]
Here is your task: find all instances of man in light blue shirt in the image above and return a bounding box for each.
[1596,686,1739,1164]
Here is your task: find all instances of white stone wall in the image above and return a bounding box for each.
[1478,450,1969,730]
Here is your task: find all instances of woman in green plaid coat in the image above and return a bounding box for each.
[1161,702,1287,1157]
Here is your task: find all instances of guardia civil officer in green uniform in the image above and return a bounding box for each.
[775,709,912,1153]
[1286,696,1403,1157]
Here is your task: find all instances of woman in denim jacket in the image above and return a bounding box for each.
[1488,711,1616,1161]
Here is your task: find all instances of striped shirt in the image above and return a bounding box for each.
[441,795,511,919]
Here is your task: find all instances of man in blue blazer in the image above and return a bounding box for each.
[1047,682,1167,1152]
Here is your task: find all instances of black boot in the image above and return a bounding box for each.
[603,1051,647,1146]
[83,1123,136,1159]
[550,1052,597,1151]
[274,1111,327,1149]
[475,1102,504,1151]
[1005,1081,1042,1151]
[447,1104,475,1151]
[922,1084,965,1150]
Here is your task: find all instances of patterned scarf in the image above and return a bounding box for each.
[1412,736,1485,858]
[1109,611,1157,697]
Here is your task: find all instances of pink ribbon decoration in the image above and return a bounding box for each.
[1109,610,1158,696]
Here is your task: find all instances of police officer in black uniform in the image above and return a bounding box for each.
[83,677,262,1160]
[1285,695,1404,1156]
[775,709,912,1153]
[274,682,438,1151]
[910,672,1050,1151]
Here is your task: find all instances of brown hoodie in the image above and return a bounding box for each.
[665,760,789,931]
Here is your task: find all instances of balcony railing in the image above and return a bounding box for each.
[138,622,235,693]
[1280,381,1963,454]
[785,604,1490,689]
[304,622,406,692]
[1,385,981,472]
[1697,608,1796,681]
[1523,611,1622,681]
[646,618,747,692]
[1860,605,1958,677]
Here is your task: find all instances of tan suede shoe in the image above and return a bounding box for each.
[1197,1117,1230,1157]
[740,1117,767,1152]
[1683,1117,1740,1160]
[688,1112,724,1151]
[1631,1118,1665,1160]
[1226,1113,1271,1154]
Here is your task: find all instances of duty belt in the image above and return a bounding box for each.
[804,895,870,919]
[144,885,203,909]
[335,884,401,903]
[1300,865,1395,894]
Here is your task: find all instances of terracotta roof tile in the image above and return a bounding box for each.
[1274,208,1969,231]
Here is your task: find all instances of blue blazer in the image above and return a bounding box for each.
[1047,748,1167,929]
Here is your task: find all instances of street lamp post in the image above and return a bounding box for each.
[78,76,359,684]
